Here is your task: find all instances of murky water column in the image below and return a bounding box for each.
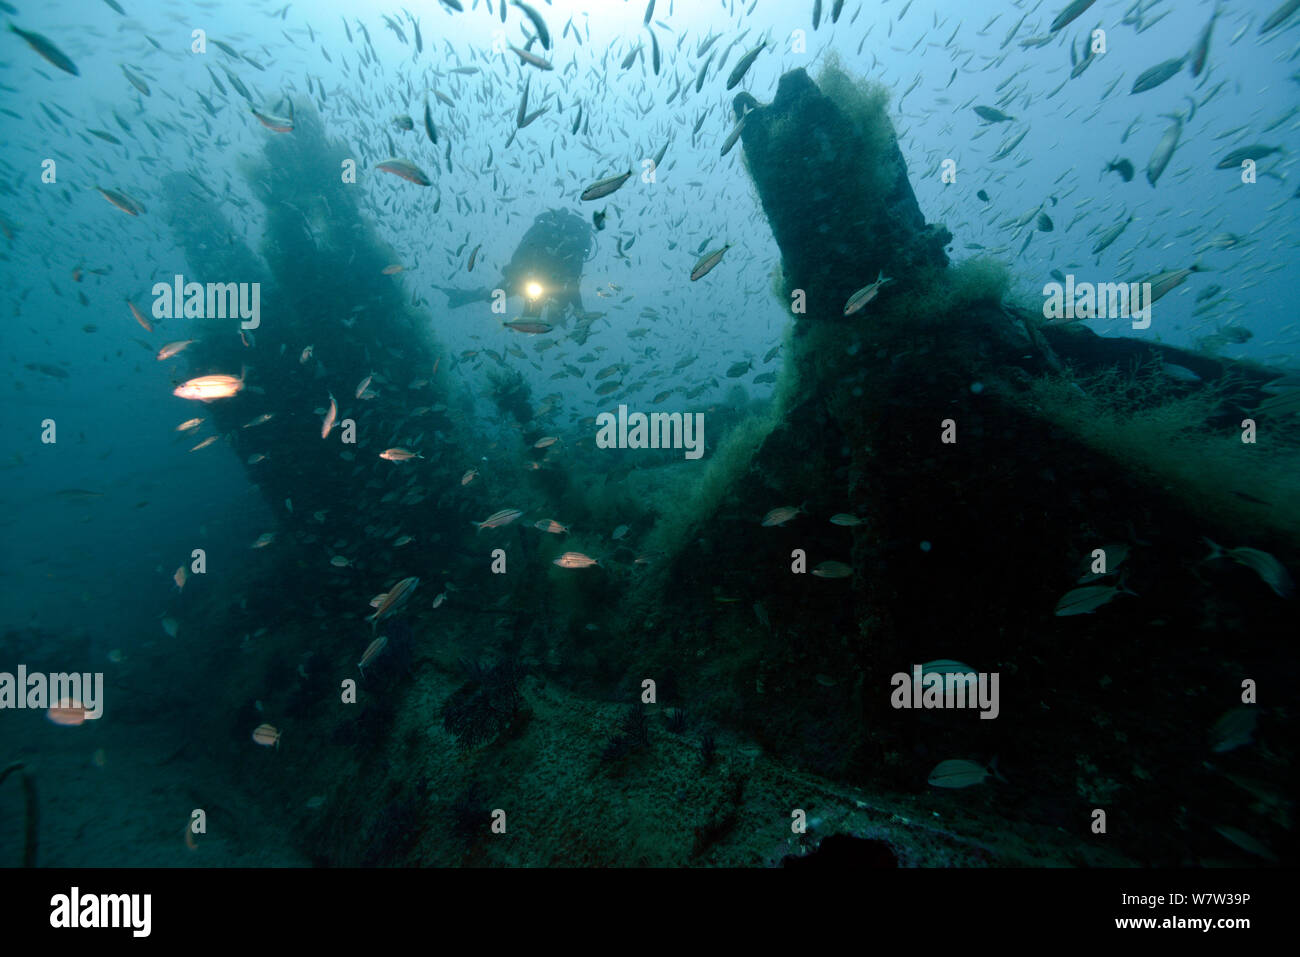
[160,101,491,631]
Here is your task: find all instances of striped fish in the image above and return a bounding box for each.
[474,508,524,531]
[375,157,431,186]
[358,635,388,675]
[366,576,419,631]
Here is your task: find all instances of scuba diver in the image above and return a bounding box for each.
[437,208,594,321]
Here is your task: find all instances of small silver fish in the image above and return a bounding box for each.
[1216,145,1283,169]
[121,64,151,96]
[690,244,731,281]
[720,114,747,156]
[580,170,632,201]
[1146,107,1190,186]
[1142,265,1203,304]
[9,22,80,75]
[1130,56,1186,95]
[1049,0,1098,33]
[928,758,1001,789]
[812,561,852,579]
[762,505,802,527]
[1203,539,1294,598]
[510,45,553,70]
[726,41,766,90]
[1054,582,1136,616]
[1091,215,1133,255]
[1260,0,1300,35]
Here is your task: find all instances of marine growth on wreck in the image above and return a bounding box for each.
[1,0,1297,881]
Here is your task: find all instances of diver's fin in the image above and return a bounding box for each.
[437,286,492,309]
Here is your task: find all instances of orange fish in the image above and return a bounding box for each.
[461,467,479,486]
[173,370,245,401]
[322,395,338,439]
[173,565,187,591]
[379,447,422,462]
[375,157,431,185]
[553,551,599,569]
[533,519,569,534]
[250,107,294,132]
[366,576,419,632]
[128,300,153,333]
[97,187,146,216]
[47,698,87,726]
[156,340,194,360]
[382,264,404,275]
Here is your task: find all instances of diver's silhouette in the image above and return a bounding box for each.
[438,208,593,320]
